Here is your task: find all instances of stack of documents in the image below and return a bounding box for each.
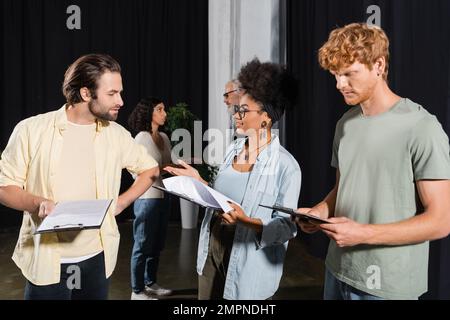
[153,176,237,212]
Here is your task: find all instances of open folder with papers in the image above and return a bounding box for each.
[259,204,331,224]
[153,176,237,213]
[35,199,113,234]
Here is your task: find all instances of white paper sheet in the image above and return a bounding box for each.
[162,176,237,212]
[36,199,112,234]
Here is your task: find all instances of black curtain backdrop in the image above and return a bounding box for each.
[0,0,208,227]
[286,0,450,299]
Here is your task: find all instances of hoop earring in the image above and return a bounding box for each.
[260,121,268,140]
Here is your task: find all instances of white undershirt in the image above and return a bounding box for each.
[54,121,103,264]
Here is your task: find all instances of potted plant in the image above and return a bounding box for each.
[165,103,218,229]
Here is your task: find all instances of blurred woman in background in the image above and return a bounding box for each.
[128,97,173,300]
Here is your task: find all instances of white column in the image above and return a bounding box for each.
[208,0,234,162]
[238,0,279,64]
[208,0,282,165]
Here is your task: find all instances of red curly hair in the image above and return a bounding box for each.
[318,23,390,81]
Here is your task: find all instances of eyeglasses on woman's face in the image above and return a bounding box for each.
[228,104,262,120]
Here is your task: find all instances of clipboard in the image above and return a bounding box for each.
[152,186,222,210]
[259,204,331,224]
[35,199,113,234]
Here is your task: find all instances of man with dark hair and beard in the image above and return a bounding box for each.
[0,54,159,300]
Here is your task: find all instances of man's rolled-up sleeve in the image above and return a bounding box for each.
[120,129,158,175]
[0,121,30,188]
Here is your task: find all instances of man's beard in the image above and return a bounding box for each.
[88,100,117,121]
[343,91,369,106]
[344,97,360,106]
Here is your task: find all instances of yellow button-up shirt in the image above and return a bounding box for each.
[0,105,158,285]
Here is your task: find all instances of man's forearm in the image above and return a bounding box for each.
[364,209,450,246]
[116,167,159,215]
[0,186,45,213]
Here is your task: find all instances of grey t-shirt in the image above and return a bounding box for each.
[326,98,450,299]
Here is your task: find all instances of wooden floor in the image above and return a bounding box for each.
[0,221,325,300]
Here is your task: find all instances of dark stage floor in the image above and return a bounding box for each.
[0,221,325,300]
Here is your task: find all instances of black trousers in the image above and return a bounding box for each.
[24,252,109,300]
[198,213,236,300]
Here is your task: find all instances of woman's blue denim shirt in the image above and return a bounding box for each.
[197,135,302,300]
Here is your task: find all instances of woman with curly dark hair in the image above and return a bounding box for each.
[165,58,301,300]
[128,97,173,300]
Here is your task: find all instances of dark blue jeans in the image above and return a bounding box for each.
[24,252,109,300]
[131,198,170,293]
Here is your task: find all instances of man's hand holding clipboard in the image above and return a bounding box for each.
[259,204,331,234]
[294,207,330,234]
